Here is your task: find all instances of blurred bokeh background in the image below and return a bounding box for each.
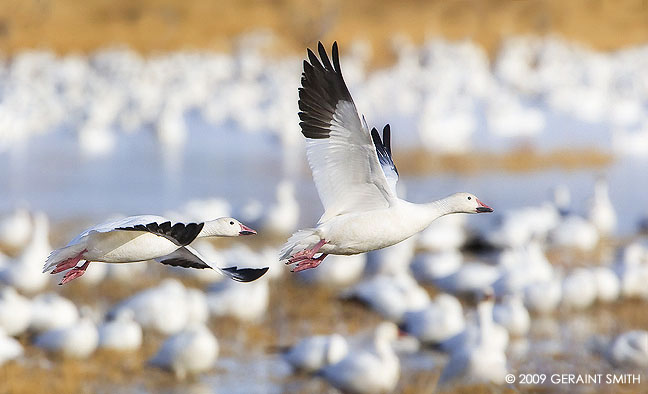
[1,1,647,393]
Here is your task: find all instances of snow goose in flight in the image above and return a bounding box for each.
[280,42,493,272]
[43,215,268,285]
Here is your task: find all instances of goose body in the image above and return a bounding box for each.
[1,212,51,293]
[0,328,23,366]
[347,273,430,322]
[607,330,648,368]
[29,293,79,333]
[0,287,32,336]
[43,215,267,284]
[321,322,401,394]
[206,277,269,322]
[280,42,492,272]
[98,310,143,352]
[588,178,616,236]
[109,279,192,335]
[402,293,465,345]
[283,333,349,373]
[149,323,219,380]
[439,292,508,386]
[34,316,99,359]
[0,207,33,253]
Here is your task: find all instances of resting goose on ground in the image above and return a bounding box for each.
[148,323,219,380]
[283,333,349,373]
[280,42,493,272]
[43,215,268,285]
[321,322,401,394]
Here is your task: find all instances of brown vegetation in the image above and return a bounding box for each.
[1,0,648,60]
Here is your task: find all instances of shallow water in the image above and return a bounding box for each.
[2,122,647,238]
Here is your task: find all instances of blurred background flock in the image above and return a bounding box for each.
[1,0,648,393]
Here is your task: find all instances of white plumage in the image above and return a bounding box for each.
[0,287,32,336]
[283,333,349,373]
[321,322,401,394]
[346,273,430,322]
[29,293,79,333]
[149,323,219,380]
[44,215,267,285]
[0,327,23,366]
[34,314,98,359]
[98,309,143,352]
[280,42,492,273]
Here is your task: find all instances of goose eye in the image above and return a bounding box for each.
[230,221,234,225]
[467,196,472,200]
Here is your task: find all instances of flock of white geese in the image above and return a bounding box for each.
[0,39,647,393]
[1,34,648,156]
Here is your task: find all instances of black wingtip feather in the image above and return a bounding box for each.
[222,266,269,282]
[383,124,392,156]
[332,42,340,71]
[298,42,354,140]
[117,221,204,246]
[158,257,211,270]
[371,124,399,177]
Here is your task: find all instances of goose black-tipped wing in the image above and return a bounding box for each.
[155,246,270,282]
[371,124,399,195]
[117,221,204,246]
[298,42,354,139]
[154,247,211,269]
[297,42,398,222]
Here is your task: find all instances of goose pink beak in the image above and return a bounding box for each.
[476,199,493,213]
[239,223,257,235]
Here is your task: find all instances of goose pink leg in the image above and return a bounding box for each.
[292,253,329,272]
[287,239,328,272]
[59,260,90,285]
[50,249,87,274]
[287,239,327,264]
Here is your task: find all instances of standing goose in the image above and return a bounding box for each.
[44,215,268,285]
[280,42,493,272]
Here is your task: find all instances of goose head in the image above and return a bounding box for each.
[447,193,493,214]
[210,218,257,236]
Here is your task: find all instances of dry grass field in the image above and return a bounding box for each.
[1,0,648,60]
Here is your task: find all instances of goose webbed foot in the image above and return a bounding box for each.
[59,261,90,285]
[290,253,328,272]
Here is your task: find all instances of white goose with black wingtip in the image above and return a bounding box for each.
[280,42,493,273]
[43,215,268,285]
